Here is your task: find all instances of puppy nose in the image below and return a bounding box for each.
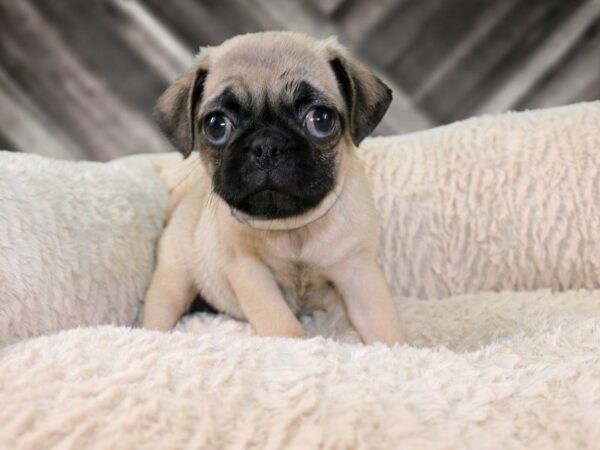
[251,139,281,171]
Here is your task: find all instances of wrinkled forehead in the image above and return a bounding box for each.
[201,38,343,113]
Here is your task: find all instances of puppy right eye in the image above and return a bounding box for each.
[202,113,233,145]
[304,106,337,140]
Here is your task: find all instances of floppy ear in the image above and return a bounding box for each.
[153,62,208,158]
[327,48,392,145]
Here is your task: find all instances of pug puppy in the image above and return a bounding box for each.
[142,31,406,346]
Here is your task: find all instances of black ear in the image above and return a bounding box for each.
[153,68,207,158]
[329,57,392,145]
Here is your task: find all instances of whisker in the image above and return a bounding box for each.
[205,187,221,216]
[168,157,203,192]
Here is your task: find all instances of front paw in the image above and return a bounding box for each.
[254,321,306,339]
[366,328,408,347]
[141,305,180,331]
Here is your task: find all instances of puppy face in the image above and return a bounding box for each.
[154,32,392,219]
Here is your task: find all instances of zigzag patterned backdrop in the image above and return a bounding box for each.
[0,0,598,160]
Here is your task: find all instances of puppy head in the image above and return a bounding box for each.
[154,32,392,219]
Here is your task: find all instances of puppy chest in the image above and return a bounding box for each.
[269,261,339,313]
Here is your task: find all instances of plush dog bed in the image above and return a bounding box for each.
[2,102,600,449]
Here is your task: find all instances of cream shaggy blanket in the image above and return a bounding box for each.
[0,152,167,346]
[2,102,600,449]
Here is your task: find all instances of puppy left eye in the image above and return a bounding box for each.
[304,107,337,140]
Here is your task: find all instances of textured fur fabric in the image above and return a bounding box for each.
[0,152,167,346]
[2,102,600,449]
[359,101,600,300]
[1,289,600,449]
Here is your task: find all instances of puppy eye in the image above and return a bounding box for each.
[202,113,233,145]
[304,107,337,140]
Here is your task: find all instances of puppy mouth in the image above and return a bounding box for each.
[215,164,336,220]
[249,188,287,197]
[236,188,299,218]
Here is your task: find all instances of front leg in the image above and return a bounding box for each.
[228,257,305,338]
[143,261,195,331]
[142,226,196,331]
[327,254,406,346]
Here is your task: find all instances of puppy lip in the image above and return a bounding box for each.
[256,188,284,194]
[223,184,334,220]
[244,187,293,200]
